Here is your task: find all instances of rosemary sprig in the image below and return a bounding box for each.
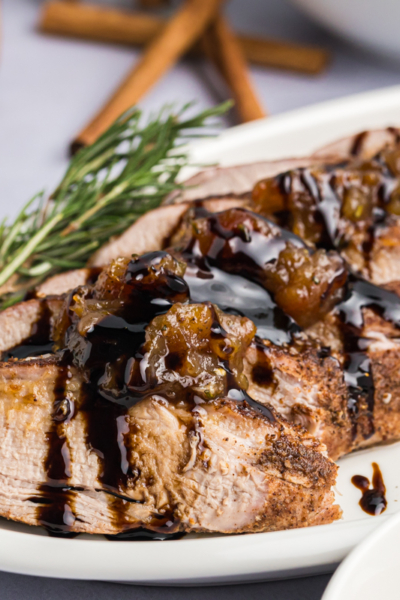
[0,102,230,309]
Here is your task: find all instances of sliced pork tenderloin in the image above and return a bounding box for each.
[0,358,339,535]
[0,252,340,535]
[0,297,63,356]
[312,127,400,161]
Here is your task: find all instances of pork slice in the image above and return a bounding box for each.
[0,358,98,530]
[166,129,400,206]
[88,204,189,268]
[0,358,129,534]
[154,398,340,533]
[34,269,96,298]
[0,359,340,535]
[88,198,248,268]
[163,158,332,204]
[0,297,63,354]
[313,128,400,161]
[245,331,400,459]
[245,342,352,461]
[305,305,400,454]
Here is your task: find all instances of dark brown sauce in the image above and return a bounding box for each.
[273,166,345,248]
[351,462,387,515]
[208,307,275,423]
[181,208,302,345]
[300,169,341,248]
[79,384,141,529]
[184,259,298,345]
[387,126,400,145]
[105,529,185,541]
[32,363,78,537]
[3,342,54,361]
[350,131,368,156]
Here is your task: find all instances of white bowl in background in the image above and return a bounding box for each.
[322,510,400,600]
[289,0,400,60]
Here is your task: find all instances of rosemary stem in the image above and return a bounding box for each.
[0,102,230,309]
[0,213,64,288]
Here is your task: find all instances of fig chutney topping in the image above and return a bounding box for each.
[251,148,400,277]
[175,207,347,329]
[54,251,260,410]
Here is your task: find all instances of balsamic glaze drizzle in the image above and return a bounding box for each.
[351,462,387,516]
[31,363,78,537]
[208,307,275,422]
[181,209,301,345]
[350,131,368,157]
[105,529,185,541]
[184,260,298,345]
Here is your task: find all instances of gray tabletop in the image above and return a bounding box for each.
[0,570,331,599]
[1,0,399,597]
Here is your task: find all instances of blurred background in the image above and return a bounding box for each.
[2,0,400,210]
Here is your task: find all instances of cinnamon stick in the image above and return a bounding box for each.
[39,1,330,75]
[202,15,265,122]
[71,0,225,151]
[41,3,163,47]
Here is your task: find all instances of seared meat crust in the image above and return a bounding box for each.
[245,341,352,461]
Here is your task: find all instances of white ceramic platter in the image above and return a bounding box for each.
[3,85,400,585]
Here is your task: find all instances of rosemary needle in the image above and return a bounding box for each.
[0,102,231,309]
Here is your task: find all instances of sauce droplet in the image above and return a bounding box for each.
[351,462,387,516]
